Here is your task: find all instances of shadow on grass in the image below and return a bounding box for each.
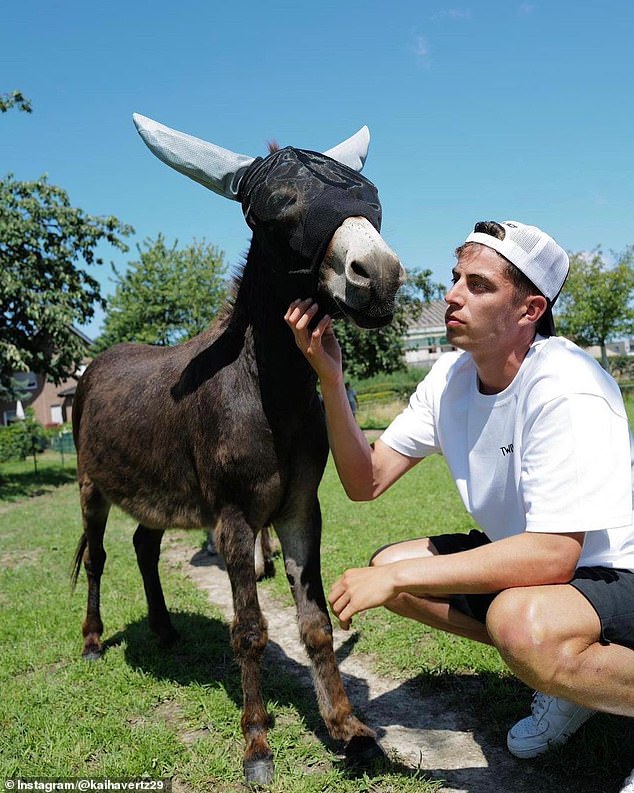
[377,670,632,793]
[103,612,437,786]
[104,611,633,793]
[0,465,77,501]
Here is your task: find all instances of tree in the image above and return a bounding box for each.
[336,269,445,379]
[95,235,229,350]
[556,247,634,371]
[0,174,133,397]
[0,90,32,114]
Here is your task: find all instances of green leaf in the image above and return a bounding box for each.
[0,173,132,395]
[94,235,229,351]
[556,246,634,370]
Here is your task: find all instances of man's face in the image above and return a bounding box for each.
[444,245,525,354]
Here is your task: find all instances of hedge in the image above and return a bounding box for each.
[0,419,48,462]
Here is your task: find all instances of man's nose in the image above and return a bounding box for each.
[445,281,462,305]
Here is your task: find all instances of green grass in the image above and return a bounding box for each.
[0,456,440,792]
[0,449,77,502]
[2,398,634,792]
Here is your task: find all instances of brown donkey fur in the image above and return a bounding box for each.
[72,125,404,785]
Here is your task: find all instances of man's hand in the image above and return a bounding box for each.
[284,299,343,385]
[328,565,398,630]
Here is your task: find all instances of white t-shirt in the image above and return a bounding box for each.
[380,336,634,571]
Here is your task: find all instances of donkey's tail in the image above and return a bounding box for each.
[71,534,88,590]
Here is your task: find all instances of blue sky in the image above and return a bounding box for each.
[3,0,633,337]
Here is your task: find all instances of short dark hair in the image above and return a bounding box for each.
[455,220,545,305]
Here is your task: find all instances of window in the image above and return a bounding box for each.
[13,372,37,390]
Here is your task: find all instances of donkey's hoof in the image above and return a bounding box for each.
[344,735,385,767]
[243,756,274,786]
[82,632,103,660]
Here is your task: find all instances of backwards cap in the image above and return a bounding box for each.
[465,220,569,336]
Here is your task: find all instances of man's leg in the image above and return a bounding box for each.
[370,538,492,644]
[486,583,634,717]
[373,543,633,760]
[487,583,634,759]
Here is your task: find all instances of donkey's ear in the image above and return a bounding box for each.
[133,114,255,200]
[322,126,370,172]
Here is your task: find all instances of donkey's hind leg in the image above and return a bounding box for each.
[216,506,273,785]
[253,526,277,581]
[133,525,179,647]
[76,477,110,660]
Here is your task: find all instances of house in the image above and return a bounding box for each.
[404,300,455,366]
[584,338,634,359]
[0,327,92,427]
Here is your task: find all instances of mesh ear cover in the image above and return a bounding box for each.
[132,113,254,199]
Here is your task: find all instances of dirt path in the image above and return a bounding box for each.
[164,539,548,793]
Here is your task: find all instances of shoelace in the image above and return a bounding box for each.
[530,692,550,723]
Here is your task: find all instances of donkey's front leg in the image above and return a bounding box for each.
[275,500,383,766]
[216,506,273,785]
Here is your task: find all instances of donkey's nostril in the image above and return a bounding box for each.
[348,260,372,283]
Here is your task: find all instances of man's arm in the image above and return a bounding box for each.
[329,530,585,628]
[285,299,420,500]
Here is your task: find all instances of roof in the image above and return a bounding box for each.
[71,326,93,346]
[407,300,447,332]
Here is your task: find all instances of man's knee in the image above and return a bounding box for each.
[487,586,602,693]
[486,588,547,660]
[368,543,396,567]
[369,537,436,567]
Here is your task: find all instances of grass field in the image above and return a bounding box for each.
[1,420,633,791]
[0,453,441,793]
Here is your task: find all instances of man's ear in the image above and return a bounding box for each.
[524,294,548,325]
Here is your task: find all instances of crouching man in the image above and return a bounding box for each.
[286,220,634,790]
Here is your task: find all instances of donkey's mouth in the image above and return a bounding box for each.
[333,297,394,329]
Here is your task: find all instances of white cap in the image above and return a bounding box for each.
[465,220,569,303]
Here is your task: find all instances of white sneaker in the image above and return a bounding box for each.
[507,692,595,759]
[620,769,634,793]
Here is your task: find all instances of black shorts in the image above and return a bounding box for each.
[430,530,497,624]
[430,529,634,650]
[571,566,634,650]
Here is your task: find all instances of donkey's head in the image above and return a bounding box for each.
[133,115,404,329]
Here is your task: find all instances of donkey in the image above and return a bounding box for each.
[72,114,405,785]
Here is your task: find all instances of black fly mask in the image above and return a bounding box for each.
[238,147,382,294]
[132,113,391,307]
